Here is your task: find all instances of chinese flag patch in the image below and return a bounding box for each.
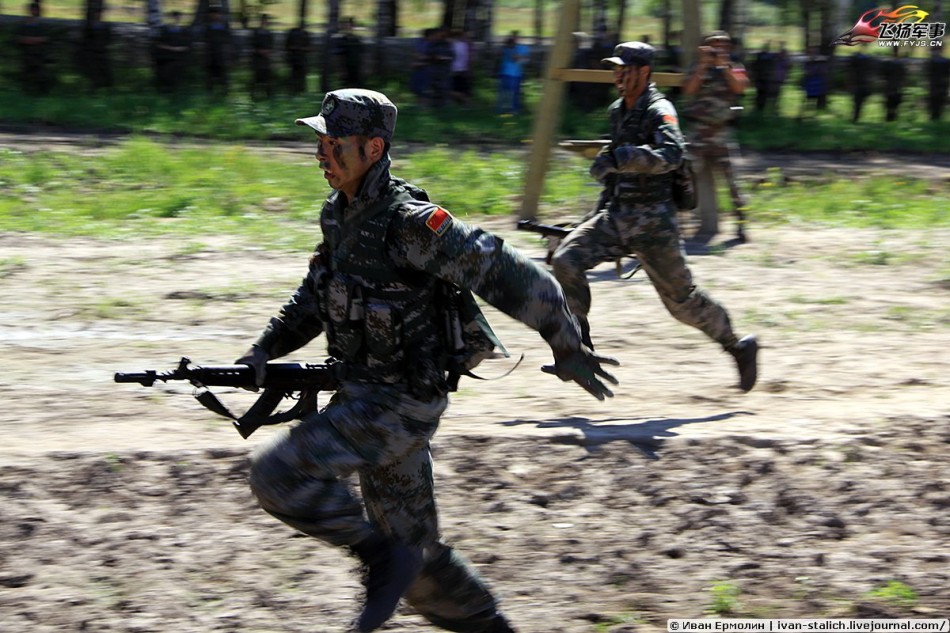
[425,207,452,236]
[663,113,678,126]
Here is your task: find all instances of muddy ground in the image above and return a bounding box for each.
[0,147,949,632]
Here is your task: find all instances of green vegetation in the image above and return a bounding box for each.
[706,580,743,616]
[866,580,918,608]
[1,138,945,248]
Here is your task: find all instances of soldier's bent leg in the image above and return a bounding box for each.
[636,237,739,350]
[361,435,506,632]
[550,210,626,347]
[711,145,748,239]
[248,382,443,547]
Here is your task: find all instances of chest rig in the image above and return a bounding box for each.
[315,185,446,394]
[609,88,674,204]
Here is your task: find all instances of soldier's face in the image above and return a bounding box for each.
[316,134,384,200]
[316,134,371,198]
[614,64,648,99]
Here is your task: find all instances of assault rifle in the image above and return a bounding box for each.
[515,219,641,278]
[115,357,340,439]
[516,219,573,239]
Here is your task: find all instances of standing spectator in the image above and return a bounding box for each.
[285,21,312,94]
[334,17,364,87]
[496,31,529,115]
[15,1,54,95]
[799,46,830,118]
[409,28,435,105]
[682,31,750,242]
[849,46,876,123]
[751,42,774,113]
[769,41,790,114]
[427,27,454,108]
[926,50,950,122]
[153,10,191,93]
[203,4,233,95]
[449,29,473,106]
[249,13,275,99]
[880,50,907,122]
[79,5,112,90]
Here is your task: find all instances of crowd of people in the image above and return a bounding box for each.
[10,2,949,124]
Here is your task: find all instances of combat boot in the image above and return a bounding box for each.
[728,334,759,392]
[350,534,423,632]
[485,614,518,632]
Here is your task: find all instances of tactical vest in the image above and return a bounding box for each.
[315,182,500,398]
[610,88,674,204]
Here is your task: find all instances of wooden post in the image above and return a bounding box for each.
[694,163,719,240]
[519,0,580,220]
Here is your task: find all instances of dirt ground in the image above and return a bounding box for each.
[1,145,949,632]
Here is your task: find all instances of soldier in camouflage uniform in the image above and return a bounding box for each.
[682,31,750,242]
[234,89,618,633]
[550,42,758,393]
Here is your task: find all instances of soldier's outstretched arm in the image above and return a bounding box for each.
[389,202,619,399]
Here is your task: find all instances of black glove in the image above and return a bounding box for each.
[542,347,619,401]
[589,152,617,183]
[235,345,269,388]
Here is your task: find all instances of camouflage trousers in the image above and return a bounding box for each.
[551,202,739,350]
[248,381,501,632]
[690,138,747,216]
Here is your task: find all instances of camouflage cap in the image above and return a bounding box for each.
[295,89,397,142]
[601,41,655,67]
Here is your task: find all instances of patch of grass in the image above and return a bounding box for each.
[594,613,642,632]
[82,297,145,320]
[1,139,946,249]
[0,256,27,278]
[866,580,918,608]
[788,295,850,306]
[706,580,743,616]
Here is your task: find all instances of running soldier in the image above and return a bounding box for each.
[549,41,758,393]
[235,88,618,632]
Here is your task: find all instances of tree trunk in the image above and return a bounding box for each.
[801,0,812,51]
[592,0,608,43]
[661,0,672,53]
[718,0,734,33]
[617,0,628,42]
[297,0,308,27]
[146,0,163,34]
[193,0,208,28]
[375,0,396,77]
[442,0,457,30]
[534,0,543,44]
[818,0,836,56]
[321,0,340,92]
[681,0,702,68]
